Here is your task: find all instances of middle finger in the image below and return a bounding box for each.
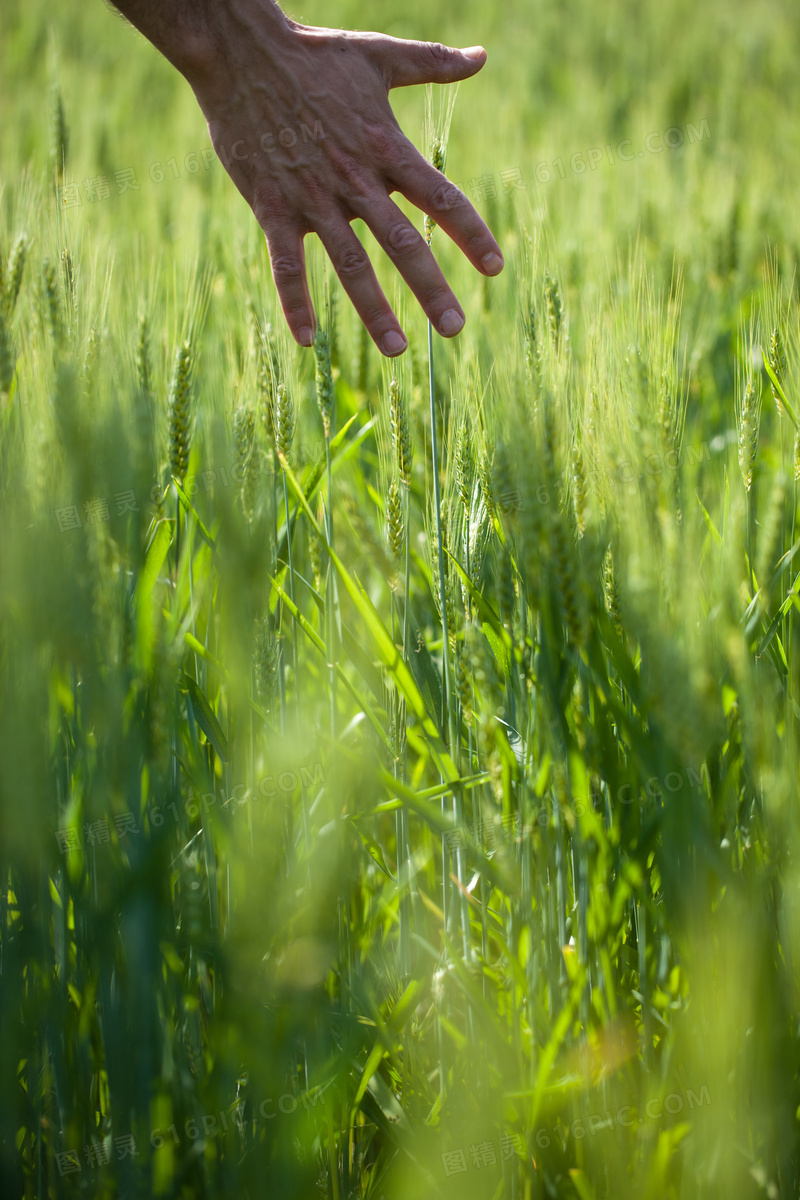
[349,192,466,338]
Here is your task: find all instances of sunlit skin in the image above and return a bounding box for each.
[111,0,505,355]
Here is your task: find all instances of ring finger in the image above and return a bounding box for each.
[313,212,409,357]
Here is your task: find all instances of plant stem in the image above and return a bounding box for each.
[326,433,337,740]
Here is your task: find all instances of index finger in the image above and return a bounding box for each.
[386,140,504,276]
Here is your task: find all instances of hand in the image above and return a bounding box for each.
[183,3,505,355]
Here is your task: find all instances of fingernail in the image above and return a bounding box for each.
[297,326,314,346]
[461,46,486,60]
[382,330,407,356]
[440,309,465,336]
[482,251,504,274]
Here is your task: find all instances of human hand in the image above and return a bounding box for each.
[183,2,504,355]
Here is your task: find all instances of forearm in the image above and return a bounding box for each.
[109,0,293,81]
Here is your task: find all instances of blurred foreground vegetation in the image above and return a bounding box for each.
[2,0,800,1196]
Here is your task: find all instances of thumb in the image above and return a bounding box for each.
[375,37,487,89]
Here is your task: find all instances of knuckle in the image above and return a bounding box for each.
[468,229,492,254]
[352,31,382,58]
[423,41,452,67]
[251,184,278,228]
[365,306,391,330]
[386,221,422,254]
[337,246,371,278]
[424,287,453,312]
[430,182,465,215]
[285,304,309,323]
[270,253,303,283]
[364,122,399,163]
[298,169,329,212]
[327,147,371,196]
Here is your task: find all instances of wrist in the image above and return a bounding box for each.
[181,0,298,91]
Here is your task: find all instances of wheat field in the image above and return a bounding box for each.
[2,0,800,1197]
